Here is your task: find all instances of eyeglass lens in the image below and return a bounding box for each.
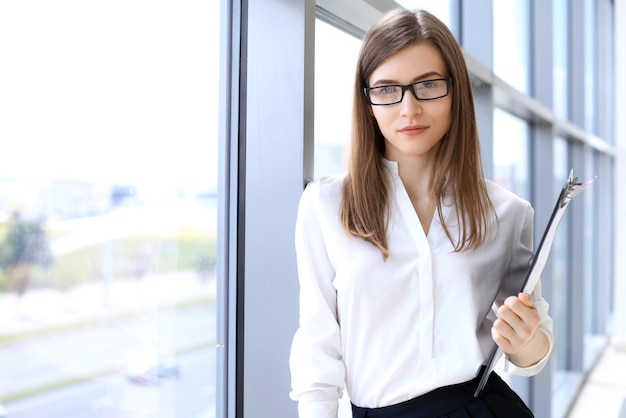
[367,79,449,105]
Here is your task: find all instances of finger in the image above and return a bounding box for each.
[506,296,540,330]
[504,295,535,319]
[497,304,524,330]
[497,303,538,344]
[491,319,520,353]
[492,318,513,339]
[517,292,535,307]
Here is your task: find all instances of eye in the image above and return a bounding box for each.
[418,80,439,89]
[378,86,399,95]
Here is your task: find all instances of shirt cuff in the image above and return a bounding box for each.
[297,400,339,418]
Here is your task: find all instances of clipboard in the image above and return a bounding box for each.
[473,169,596,397]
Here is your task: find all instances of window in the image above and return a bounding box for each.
[553,0,569,119]
[583,0,595,132]
[492,109,530,200]
[314,18,361,179]
[0,2,218,416]
[550,136,573,418]
[493,0,530,94]
[395,0,457,36]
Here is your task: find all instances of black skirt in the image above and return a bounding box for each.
[351,370,533,418]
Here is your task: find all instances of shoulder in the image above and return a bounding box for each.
[484,179,533,218]
[302,173,346,202]
[299,173,346,215]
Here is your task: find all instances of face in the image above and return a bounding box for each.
[368,42,452,163]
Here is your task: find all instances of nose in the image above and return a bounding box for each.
[399,88,423,117]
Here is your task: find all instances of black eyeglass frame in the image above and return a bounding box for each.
[363,77,453,106]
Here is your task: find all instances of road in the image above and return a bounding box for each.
[4,348,216,418]
[0,305,216,418]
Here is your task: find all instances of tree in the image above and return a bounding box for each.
[0,213,53,296]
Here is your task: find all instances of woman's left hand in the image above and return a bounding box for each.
[491,292,549,367]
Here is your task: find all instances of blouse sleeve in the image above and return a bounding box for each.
[289,181,345,418]
[503,203,555,376]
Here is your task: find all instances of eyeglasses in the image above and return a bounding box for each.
[364,78,452,106]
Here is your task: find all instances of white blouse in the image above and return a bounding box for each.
[289,161,554,418]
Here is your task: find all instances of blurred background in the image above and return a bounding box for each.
[1,0,625,417]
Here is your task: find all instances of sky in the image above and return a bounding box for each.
[0,1,220,194]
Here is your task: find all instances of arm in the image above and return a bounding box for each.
[289,181,344,418]
[495,203,554,374]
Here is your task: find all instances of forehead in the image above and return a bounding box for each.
[368,42,448,84]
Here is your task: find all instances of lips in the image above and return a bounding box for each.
[399,125,428,135]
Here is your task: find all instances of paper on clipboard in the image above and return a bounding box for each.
[473,169,596,398]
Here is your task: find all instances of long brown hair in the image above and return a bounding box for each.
[341,8,495,258]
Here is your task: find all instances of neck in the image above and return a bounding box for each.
[391,155,435,199]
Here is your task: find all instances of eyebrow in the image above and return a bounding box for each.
[370,71,444,86]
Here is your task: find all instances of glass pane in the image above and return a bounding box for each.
[314,19,361,179]
[395,0,456,34]
[583,0,595,132]
[551,136,572,418]
[493,109,530,200]
[0,2,218,417]
[552,137,569,370]
[493,0,530,94]
[553,0,569,119]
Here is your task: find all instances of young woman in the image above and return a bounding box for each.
[290,8,553,418]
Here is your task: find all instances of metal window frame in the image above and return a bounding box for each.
[217,0,315,416]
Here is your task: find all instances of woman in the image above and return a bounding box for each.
[290,8,553,418]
